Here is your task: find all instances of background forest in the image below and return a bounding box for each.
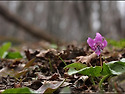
[0,1,125,43]
[0,1,125,94]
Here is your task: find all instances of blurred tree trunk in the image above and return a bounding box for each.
[0,1,124,42]
[98,1,122,40]
[47,2,64,36]
[121,17,125,37]
[11,2,25,37]
[73,1,92,40]
[0,4,60,43]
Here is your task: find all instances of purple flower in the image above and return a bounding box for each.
[87,33,107,56]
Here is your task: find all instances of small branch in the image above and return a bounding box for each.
[0,4,62,44]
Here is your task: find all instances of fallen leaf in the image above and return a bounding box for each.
[28,80,43,90]
[36,79,66,94]
[76,52,97,66]
[14,69,28,78]
[49,73,59,80]
[60,86,71,94]
[0,67,19,78]
[23,58,36,69]
[74,76,89,89]
[2,87,35,94]
[24,49,32,60]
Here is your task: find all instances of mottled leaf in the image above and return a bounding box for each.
[107,60,125,75]
[67,58,125,77]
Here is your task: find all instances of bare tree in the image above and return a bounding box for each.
[0,1,124,42]
[73,1,92,40]
[0,4,60,43]
[98,1,122,40]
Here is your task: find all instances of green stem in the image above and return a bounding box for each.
[58,56,67,66]
[91,76,95,85]
[99,55,103,68]
[49,58,53,72]
[99,74,111,90]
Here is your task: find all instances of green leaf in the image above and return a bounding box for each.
[107,61,125,75]
[2,87,35,94]
[120,58,125,62]
[64,62,87,70]
[68,66,102,77]
[67,58,125,77]
[0,42,11,58]
[68,68,79,75]
[101,63,112,75]
[6,52,23,59]
[107,39,125,48]
[78,66,102,77]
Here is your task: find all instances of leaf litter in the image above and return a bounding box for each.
[0,41,125,93]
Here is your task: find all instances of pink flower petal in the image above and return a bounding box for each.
[102,39,107,47]
[87,37,95,48]
[95,50,101,56]
[87,32,107,56]
[95,33,103,42]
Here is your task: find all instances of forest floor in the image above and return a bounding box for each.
[0,40,125,94]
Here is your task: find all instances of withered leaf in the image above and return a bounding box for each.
[23,58,36,69]
[36,79,65,94]
[76,52,97,66]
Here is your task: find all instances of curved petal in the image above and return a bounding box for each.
[95,33,103,42]
[102,39,107,47]
[95,50,101,56]
[87,37,95,48]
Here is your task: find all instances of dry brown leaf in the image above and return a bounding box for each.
[36,79,66,94]
[49,73,59,80]
[23,58,36,69]
[76,52,97,66]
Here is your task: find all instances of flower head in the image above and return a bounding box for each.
[87,33,107,56]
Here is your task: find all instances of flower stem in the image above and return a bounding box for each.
[99,74,111,90]
[99,55,103,68]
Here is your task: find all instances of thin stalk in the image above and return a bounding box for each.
[58,56,67,66]
[91,76,95,85]
[49,58,53,72]
[99,54,103,68]
[99,74,111,90]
